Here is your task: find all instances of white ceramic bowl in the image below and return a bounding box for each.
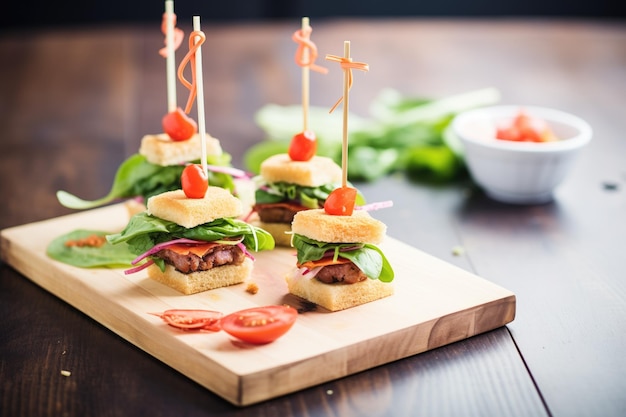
[452,105,592,204]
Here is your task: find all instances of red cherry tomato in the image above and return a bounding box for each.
[324,186,357,216]
[288,130,317,161]
[162,107,198,141]
[152,309,223,332]
[496,112,556,142]
[181,164,209,198]
[220,305,297,344]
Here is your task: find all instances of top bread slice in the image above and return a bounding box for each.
[260,154,342,187]
[292,209,386,244]
[147,187,242,228]
[139,133,223,166]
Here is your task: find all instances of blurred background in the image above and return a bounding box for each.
[1,0,623,31]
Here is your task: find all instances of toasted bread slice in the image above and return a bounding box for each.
[147,187,242,228]
[291,209,386,244]
[260,154,342,187]
[139,133,222,166]
[285,269,394,311]
[147,258,253,295]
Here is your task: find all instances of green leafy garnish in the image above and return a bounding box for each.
[107,212,275,258]
[57,153,235,210]
[46,229,136,268]
[292,234,394,282]
[245,87,500,183]
[254,181,365,209]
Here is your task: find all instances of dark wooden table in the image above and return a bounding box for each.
[1,18,625,417]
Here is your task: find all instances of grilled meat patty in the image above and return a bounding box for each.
[157,245,245,274]
[315,262,367,284]
[255,205,304,224]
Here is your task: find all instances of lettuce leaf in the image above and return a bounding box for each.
[107,212,275,256]
[57,153,235,210]
[254,181,366,208]
[292,234,394,282]
[47,229,136,268]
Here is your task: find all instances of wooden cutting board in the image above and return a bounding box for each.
[0,204,515,406]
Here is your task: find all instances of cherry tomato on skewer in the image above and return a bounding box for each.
[162,107,198,141]
[324,186,357,216]
[288,130,317,161]
[181,164,209,198]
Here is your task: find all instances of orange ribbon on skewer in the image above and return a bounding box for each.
[158,12,184,58]
[325,54,369,113]
[292,26,328,74]
[177,30,207,114]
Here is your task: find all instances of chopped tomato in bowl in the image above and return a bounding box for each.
[452,105,592,204]
[495,110,558,143]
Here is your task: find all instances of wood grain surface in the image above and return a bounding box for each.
[1,203,514,405]
[1,18,625,417]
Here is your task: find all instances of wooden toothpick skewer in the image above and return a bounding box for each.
[192,16,208,178]
[341,41,350,188]
[165,0,176,113]
[301,17,310,132]
[327,41,368,187]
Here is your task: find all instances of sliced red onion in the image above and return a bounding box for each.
[299,266,321,278]
[206,164,250,178]
[124,259,154,275]
[316,246,362,262]
[356,200,394,211]
[131,238,210,265]
[237,242,255,261]
[242,209,256,222]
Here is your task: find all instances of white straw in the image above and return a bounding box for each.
[165,0,176,113]
[301,17,310,131]
[192,16,208,177]
[341,41,350,188]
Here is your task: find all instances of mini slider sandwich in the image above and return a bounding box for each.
[286,208,394,311]
[252,153,360,247]
[285,41,393,311]
[107,186,274,294]
[56,132,237,213]
[57,11,242,213]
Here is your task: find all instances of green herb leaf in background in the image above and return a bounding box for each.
[57,153,235,210]
[245,87,500,183]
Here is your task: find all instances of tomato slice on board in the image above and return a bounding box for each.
[288,130,317,161]
[162,107,198,141]
[220,305,298,344]
[151,309,223,331]
[181,164,209,198]
[324,186,357,216]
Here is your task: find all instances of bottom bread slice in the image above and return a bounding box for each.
[147,257,253,295]
[285,270,394,311]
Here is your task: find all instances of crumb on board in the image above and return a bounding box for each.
[60,370,71,377]
[451,245,465,256]
[246,282,259,295]
[602,181,619,191]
